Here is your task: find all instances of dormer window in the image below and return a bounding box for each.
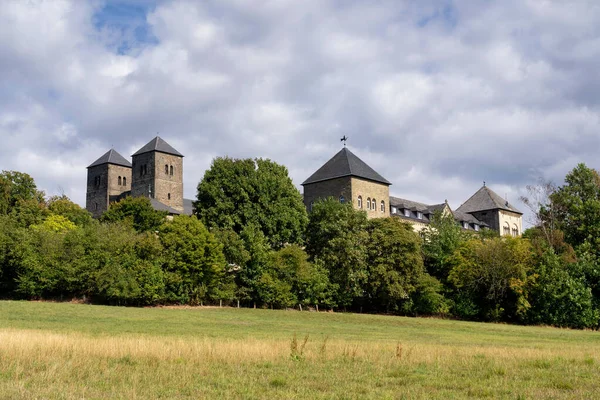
[404,209,410,217]
[474,224,480,231]
[417,211,423,219]
[463,222,469,229]
[391,207,397,214]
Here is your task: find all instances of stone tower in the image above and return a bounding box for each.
[86,149,132,218]
[302,147,391,219]
[131,136,184,212]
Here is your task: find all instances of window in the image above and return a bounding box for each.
[309,201,314,211]
[168,193,171,200]
[417,211,423,219]
[381,200,385,212]
[94,203,98,211]
[372,199,376,210]
[170,165,174,176]
[118,176,122,186]
[140,166,143,177]
[512,224,519,237]
[391,206,397,214]
[367,198,371,210]
[503,222,510,236]
[165,164,169,174]
[339,195,345,203]
[357,196,362,209]
[144,165,147,175]
[404,209,410,217]
[463,222,469,229]
[474,224,479,231]
[123,177,126,186]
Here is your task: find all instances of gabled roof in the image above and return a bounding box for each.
[302,147,390,186]
[456,185,522,215]
[132,136,183,157]
[389,196,448,215]
[87,149,132,168]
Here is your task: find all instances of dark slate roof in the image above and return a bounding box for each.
[183,198,194,215]
[456,185,522,215]
[150,198,183,215]
[88,149,132,168]
[302,147,391,186]
[389,196,447,214]
[132,136,183,157]
[453,210,488,227]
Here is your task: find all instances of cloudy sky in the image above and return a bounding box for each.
[2,0,600,223]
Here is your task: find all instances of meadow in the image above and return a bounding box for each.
[0,301,599,399]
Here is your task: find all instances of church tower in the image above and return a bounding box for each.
[86,149,132,218]
[131,136,184,212]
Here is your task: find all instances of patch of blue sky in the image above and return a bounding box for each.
[93,0,159,55]
[417,2,457,29]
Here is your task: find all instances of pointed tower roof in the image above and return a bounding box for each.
[302,147,391,186]
[132,136,183,157]
[456,185,522,215]
[87,149,132,168]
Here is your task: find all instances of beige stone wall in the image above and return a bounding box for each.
[154,152,184,211]
[303,177,353,210]
[350,177,389,219]
[393,217,428,232]
[499,210,523,236]
[108,164,132,200]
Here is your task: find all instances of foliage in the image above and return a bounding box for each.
[448,236,534,322]
[365,217,424,312]
[47,196,93,227]
[0,171,44,215]
[32,214,77,233]
[410,273,451,316]
[159,215,227,304]
[305,199,369,308]
[195,157,308,248]
[100,196,167,232]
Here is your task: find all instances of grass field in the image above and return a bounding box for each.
[0,301,599,399]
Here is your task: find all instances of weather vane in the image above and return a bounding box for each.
[340,135,348,147]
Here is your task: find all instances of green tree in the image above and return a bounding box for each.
[448,237,534,322]
[421,211,468,281]
[47,196,93,227]
[195,157,307,248]
[101,196,167,232]
[365,217,424,313]
[305,199,369,308]
[550,163,600,251]
[159,215,227,304]
[0,171,44,215]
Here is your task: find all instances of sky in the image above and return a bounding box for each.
[2,0,600,225]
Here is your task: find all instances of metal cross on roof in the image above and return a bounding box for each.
[340,135,348,146]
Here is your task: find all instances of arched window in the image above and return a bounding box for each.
[170,165,174,176]
[168,193,171,200]
[503,222,510,236]
[94,203,98,211]
[512,224,519,237]
[367,198,371,210]
[339,195,345,203]
[372,199,376,210]
[309,201,314,211]
[357,196,362,209]
[380,200,385,212]
[165,164,169,174]
[118,176,122,186]
[123,177,126,186]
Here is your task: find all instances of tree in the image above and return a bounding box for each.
[195,157,307,248]
[364,217,424,313]
[421,210,468,282]
[159,215,227,304]
[550,163,600,251]
[101,196,167,232]
[305,199,369,308]
[0,171,44,215]
[448,237,534,322]
[47,196,93,227]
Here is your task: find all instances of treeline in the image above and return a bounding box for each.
[1,161,600,329]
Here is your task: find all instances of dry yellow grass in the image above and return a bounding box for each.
[1,302,599,399]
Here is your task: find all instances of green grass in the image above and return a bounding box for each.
[0,301,599,399]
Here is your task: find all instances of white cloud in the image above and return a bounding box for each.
[1,0,599,227]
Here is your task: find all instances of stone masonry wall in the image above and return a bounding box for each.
[107,164,132,204]
[350,177,390,219]
[154,152,184,211]
[303,177,353,210]
[86,164,109,218]
[131,152,155,199]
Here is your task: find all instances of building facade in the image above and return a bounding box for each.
[86,136,193,218]
[302,146,523,236]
